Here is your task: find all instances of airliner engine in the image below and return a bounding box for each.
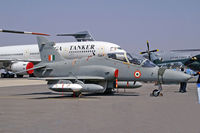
[10,62,34,75]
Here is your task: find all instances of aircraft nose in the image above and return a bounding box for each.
[162,69,191,83]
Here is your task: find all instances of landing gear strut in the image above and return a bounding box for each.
[152,83,163,97]
[73,91,82,97]
[103,88,114,95]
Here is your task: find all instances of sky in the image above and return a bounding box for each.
[0,0,199,53]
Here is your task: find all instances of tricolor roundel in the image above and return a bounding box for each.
[48,55,55,61]
[134,70,141,78]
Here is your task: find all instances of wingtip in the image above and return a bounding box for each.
[32,32,50,36]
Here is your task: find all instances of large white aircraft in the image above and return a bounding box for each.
[0,30,125,78]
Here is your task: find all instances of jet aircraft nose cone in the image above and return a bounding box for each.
[162,69,191,83]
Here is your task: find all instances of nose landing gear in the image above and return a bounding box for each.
[151,68,166,97]
[151,83,163,97]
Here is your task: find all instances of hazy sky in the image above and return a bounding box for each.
[0,0,199,53]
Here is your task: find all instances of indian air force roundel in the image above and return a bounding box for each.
[134,70,141,78]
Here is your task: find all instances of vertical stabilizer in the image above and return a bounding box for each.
[37,36,65,63]
[150,53,162,64]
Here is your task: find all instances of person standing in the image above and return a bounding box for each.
[194,72,200,104]
[179,67,187,93]
[197,72,200,83]
[194,72,200,83]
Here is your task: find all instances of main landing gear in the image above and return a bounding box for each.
[1,71,15,78]
[103,88,114,95]
[72,91,82,98]
[151,83,163,97]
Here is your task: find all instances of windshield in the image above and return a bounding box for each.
[117,47,122,50]
[141,59,156,67]
[107,52,156,67]
[107,53,126,62]
[126,53,142,65]
[110,47,122,51]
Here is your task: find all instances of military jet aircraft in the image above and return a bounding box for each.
[19,37,191,97]
[140,41,200,71]
[0,29,142,89]
[0,29,125,78]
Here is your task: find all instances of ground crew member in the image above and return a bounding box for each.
[179,67,187,93]
[194,72,200,83]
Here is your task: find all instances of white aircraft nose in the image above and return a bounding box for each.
[162,69,191,83]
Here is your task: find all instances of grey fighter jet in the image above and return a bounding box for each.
[22,37,191,97]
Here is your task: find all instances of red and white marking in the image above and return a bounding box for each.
[134,70,141,78]
[26,62,34,74]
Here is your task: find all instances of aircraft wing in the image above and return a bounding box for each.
[171,49,200,52]
[155,54,200,71]
[0,29,50,36]
[30,76,105,81]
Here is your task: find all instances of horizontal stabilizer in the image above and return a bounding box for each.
[57,31,94,42]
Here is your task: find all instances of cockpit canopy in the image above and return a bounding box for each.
[110,47,122,51]
[107,52,156,67]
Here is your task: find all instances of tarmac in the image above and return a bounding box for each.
[0,79,200,133]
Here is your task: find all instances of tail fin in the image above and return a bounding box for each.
[150,53,162,64]
[37,36,65,63]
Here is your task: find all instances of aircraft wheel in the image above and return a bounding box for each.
[5,73,9,78]
[29,74,35,77]
[9,74,15,78]
[152,89,160,97]
[1,73,5,78]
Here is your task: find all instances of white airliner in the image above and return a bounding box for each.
[0,30,125,78]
